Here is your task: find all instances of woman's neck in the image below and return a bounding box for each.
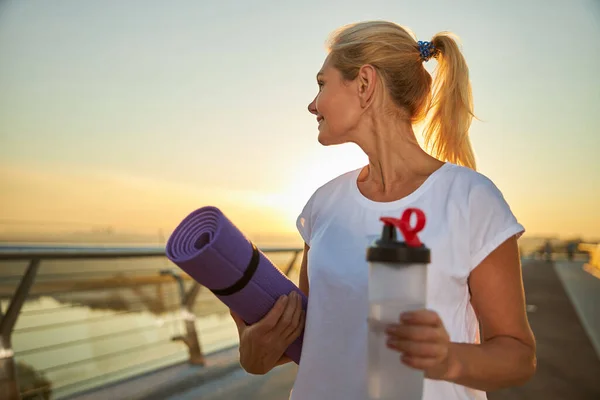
[354,117,443,197]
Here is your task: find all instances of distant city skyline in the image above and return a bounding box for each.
[1,0,599,241]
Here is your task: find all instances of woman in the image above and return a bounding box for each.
[230,20,536,399]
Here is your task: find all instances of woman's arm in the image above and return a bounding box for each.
[386,235,536,391]
[298,243,310,297]
[274,242,310,367]
[446,234,537,390]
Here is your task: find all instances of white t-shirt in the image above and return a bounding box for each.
[289,162,525,400]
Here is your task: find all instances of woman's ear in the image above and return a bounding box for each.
[357,64,377,108]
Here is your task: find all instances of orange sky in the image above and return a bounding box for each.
[1,0,599,243]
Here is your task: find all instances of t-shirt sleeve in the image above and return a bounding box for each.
[468,180,525,271]
[296,190,318,246]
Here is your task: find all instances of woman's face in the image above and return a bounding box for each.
[307,56,363,146]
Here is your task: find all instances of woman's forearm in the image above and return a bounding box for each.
[445,336,536,392]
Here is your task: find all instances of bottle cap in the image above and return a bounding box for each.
[366,208,431,264]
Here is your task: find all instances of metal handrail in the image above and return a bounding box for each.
[0,243,303,400]
[0,245,302,261]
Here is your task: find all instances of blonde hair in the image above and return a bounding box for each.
[326,21,477,170]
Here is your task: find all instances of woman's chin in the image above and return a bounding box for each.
[318,134,344,146]
[317,130,338,146]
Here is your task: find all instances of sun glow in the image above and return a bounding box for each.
[273,144,368,228]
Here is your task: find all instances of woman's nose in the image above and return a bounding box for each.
[307,98,317,115]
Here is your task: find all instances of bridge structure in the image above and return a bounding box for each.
[1,244,599,399]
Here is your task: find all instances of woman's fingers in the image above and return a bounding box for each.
[282,292,304,339]
[385,324,445,342]
[283,294,301,336]
[386,339,446,358]
[230,310,247,334]
[275,291,301,336]
[382,309,452,375]
[236,290,305,364]
[286,309,306,344]
[400,309,442,326]
[386,310,448,342]
[401,355,441,370]
[256,295,289,333]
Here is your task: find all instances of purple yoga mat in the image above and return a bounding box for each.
[165,206,307,364]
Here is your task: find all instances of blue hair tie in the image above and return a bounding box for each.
[418,41,439,62]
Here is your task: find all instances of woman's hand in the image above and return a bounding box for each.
[230,291,305,375]
[385,309,457,380]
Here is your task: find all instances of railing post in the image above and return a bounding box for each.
[182,283,204,365]
[160,271,205,366]
[0,259,40,400]
[284,250,302,276]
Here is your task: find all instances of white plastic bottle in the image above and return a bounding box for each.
[366,208,431,400]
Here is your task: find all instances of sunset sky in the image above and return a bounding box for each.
[1,0,599,243]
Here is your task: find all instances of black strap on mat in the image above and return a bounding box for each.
[210,242,260,296]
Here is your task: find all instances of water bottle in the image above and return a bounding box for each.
[366,208,431,400]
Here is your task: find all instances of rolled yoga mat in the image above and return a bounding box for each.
[165,206,307,364]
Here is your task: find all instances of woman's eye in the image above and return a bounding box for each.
[317,81,324,90]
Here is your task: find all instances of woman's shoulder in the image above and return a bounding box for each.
[436,163,509,205]
[435,163,518,219]
[296,167,361,245]
[441,164,525,270]
[307,167,361,200]
[442,162,497,189]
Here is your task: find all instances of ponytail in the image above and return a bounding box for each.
[422,32,477,170]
